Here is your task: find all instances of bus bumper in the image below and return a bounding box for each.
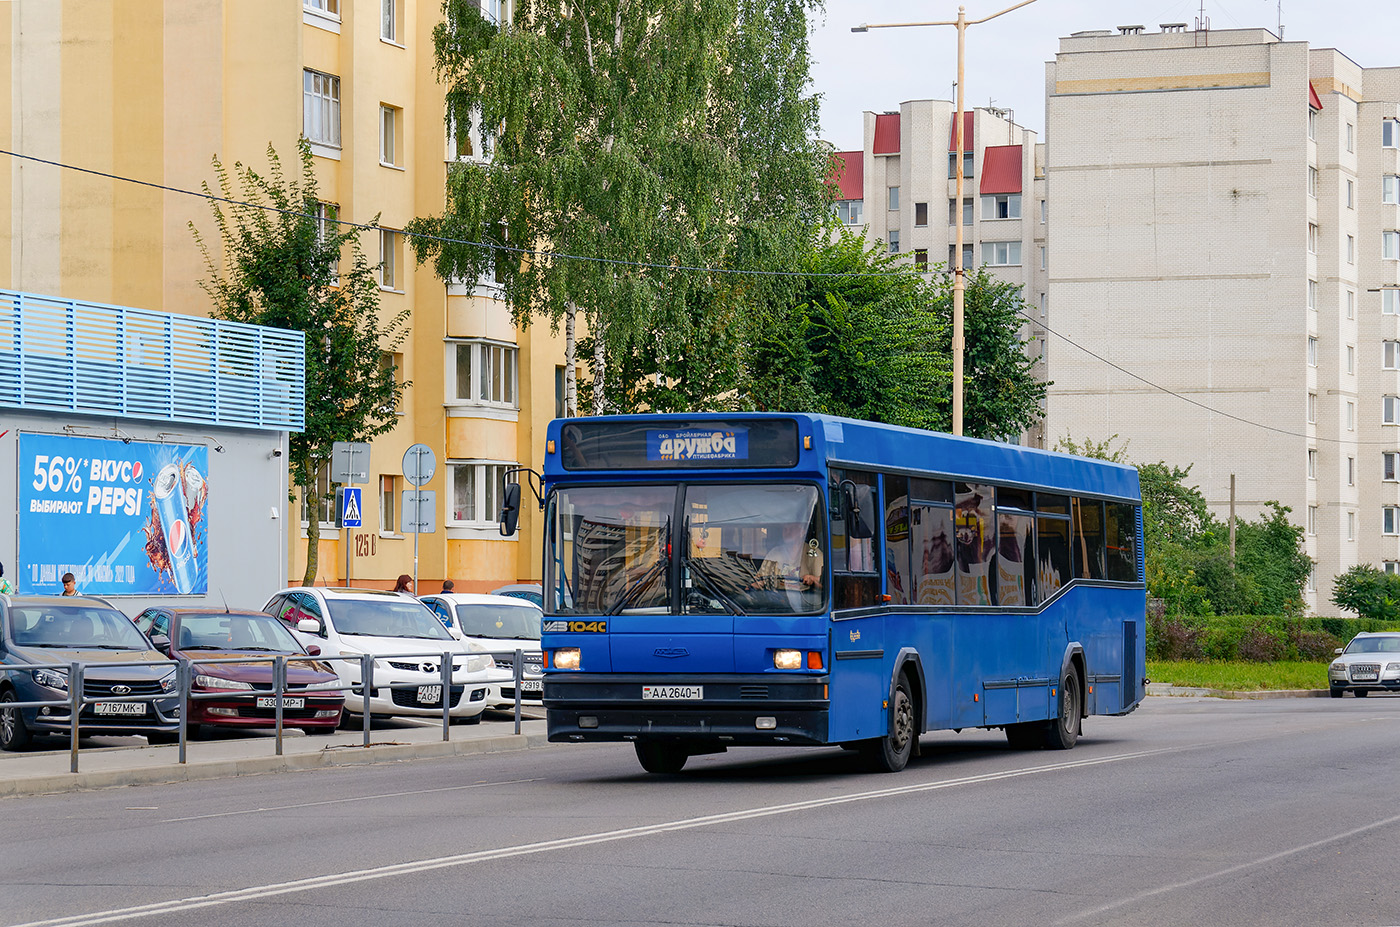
[544,673,829,746]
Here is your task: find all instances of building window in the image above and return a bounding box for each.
[1308,108,1316,140]
[1347,290,1355,318]
[1386,290,1400,315]
[1385,119,1400,148]
[1308,392,1316,423]
[1040,246,1047,270]
[1348,511,1356,541]
[1347,122,1355,152]
[449,461,514,525]
[888,230,900,254]
[299,464,339,527]
[835,200,863,224]
[379,229,401,290]
[1348,457,1355,486]
[450,340,518,407]
[1386,506,1400,536]
[380,475,397,533]
[1308,448,1317,479]
[948,151,974,179]
[1387,562,1400,574]
[380,105,402,166]
[1348,400,1356,431]
[555,366,566,418]
[1347,344,1355,375]
[914,202,928,227]
[982,241,1021,266]
[1386,342,1400,370]
[1347,179,1355,208]
[914,249,928,270]
[1308,279,1317,309]
[303,69,341,148]
[1386,176,1400,205]
[982,194,1021,219]
[1386,396,1400,424]
[1040,200,1047,223]
[305,0,339,16]
[1308,223,1318,254]
[1307,505,1317,535]
[1386,231,1400,260]
[1385,452,1399,481]
[1308,166,1317,197]
[381,0,399,42]
[1308,336,1317,366]
[448,107,494,162]
[379,351,403,413]
[1347,235,1356,264]
[315,202,340,283]
[948,244,973,269]
[888,186,899,210]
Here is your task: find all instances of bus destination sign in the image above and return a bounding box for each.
[648,429,748,462]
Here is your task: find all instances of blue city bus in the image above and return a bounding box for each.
[499,413,1145,774]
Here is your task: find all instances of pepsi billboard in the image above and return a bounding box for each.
[18,433,209,595]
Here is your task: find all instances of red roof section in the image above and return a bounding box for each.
[873,113,900,154]
[1309,82,1323,110]
[831,151,864,201]
[948,111,974,152]
[979,145,1023,195]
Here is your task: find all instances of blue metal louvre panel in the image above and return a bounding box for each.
[0,289,305,432]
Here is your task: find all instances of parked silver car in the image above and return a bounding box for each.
[1328,633,1400,697]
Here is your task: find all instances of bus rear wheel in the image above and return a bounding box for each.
[865,672,915,773]
[635,742,689,774]
[1044,670,1081,750]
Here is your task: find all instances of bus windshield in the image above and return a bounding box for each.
[546,484,826,616]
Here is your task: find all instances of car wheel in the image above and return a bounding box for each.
[0,690,32,751]
[1043,670,1081,750]
[635,741,689,774]
[864,672,915,772]
[1354,688,1369,698]
[1330,687,1345,699]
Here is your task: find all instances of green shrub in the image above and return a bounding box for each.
[1146,614,1400,662]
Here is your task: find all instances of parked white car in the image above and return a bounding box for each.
[263,587,494,723]
[420,593,542,708]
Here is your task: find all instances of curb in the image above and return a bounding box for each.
[0,730,551,798]
[1147,683,1329,700]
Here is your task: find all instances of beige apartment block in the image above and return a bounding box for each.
[0,0,564,593]
[832,102,1049,439]
[1045,24,1400,611]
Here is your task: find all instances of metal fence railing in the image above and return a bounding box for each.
[3,648,544,774]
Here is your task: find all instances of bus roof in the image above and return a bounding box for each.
[545,413,1140,503]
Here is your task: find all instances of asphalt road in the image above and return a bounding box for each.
[4,695,1399,927]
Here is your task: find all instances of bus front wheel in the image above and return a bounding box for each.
[865,672,915,773]
[1044,671,1081,750]
[635,741,689,774]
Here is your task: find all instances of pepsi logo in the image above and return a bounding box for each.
[132,461,143,481]
[169,519,188,555]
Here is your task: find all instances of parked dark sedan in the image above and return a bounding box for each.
[1,595,179,750]
[133,607,344,737]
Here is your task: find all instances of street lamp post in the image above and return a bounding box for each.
[854,0,1037,436]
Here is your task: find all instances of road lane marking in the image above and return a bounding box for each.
[9,748,1176,927]
[158,777,545,823]
[1056,809,1400,925]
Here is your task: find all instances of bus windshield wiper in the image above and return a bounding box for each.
[608,518,670,615]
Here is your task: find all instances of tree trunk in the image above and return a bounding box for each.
[592,315,606,416]
[302,483,320,586]
[564,303,577,417]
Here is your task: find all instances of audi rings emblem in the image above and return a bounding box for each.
[110,685,132,695]
[419,662,438,675]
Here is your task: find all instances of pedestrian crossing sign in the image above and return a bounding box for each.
[340,487,363,528]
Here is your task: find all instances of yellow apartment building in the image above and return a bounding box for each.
[0,0,563,594]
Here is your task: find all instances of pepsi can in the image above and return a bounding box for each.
[153,463,197,593]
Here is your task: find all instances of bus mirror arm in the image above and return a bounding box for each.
[498,467,544,537]
[839,480,875,540]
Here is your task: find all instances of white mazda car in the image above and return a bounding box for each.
[263,587,494,722]
[420,592,542,708]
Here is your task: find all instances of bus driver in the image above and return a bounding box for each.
[752,522,824,609]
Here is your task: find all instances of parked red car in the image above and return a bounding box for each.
[133,607,344,737]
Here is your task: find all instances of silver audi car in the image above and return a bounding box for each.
[1328,633,1400,697]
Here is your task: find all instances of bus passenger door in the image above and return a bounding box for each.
[828,615,886,742]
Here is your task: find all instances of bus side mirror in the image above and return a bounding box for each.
[500,482,521,537]
[841,482,875,540]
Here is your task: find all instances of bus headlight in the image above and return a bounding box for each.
[554,648,581,670]
[773,649,802,670]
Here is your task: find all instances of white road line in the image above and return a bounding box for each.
[158,777,546,823]
[9,748,1175,927]
[1056,810,1400,924]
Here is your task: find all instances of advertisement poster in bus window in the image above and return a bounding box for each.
[912,504,955,605]
[954,484,994,605]
[19,434,209,595]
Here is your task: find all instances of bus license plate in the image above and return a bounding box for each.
[256,697,305,709]
[417,685,442,704]
[642,685,703,700]
[94,701,146,716]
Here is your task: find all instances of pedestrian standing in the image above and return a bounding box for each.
[441,579,455,593]
[0,562,12,596]
[392,573,413,593]
[61,572,79,596]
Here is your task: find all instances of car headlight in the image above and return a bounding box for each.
[1328,662,1345,678]
[464,641,496,674]
[160,671,179,694]
[1386,663,1400,679]
[32,667,68,691]
[193,674,254,691]
[553,647,581,670]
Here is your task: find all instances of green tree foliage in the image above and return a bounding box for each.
[192,142,409,585]
[1331,564,1400,621]
[1058,440,1311,616]
[407,0,832,414]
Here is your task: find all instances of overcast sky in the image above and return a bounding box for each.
[810,0,1400,152]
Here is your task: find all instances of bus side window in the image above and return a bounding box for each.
[1073,498,1106,580]
[1106,503,1139,581]
[884,474,911,605]
[830,469,880,610]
